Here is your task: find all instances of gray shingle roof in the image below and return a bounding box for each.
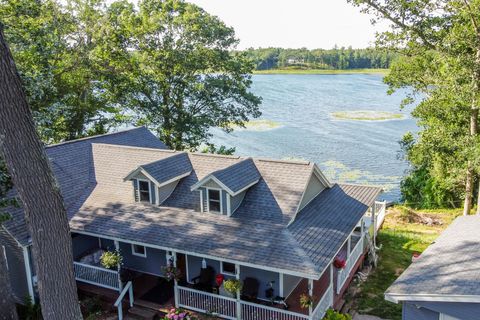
[2,127,166,246]
[137,152,192,185]
[386,215,480,299]
[209,158,260,194]
[289,184,381,273]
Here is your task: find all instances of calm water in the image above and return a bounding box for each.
[210,74,418,201]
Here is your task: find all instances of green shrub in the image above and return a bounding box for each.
[223,279,242,296]
[323,309,352,320]
[100,250,122,269]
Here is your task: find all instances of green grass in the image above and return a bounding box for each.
[253,68,389,75]
[349,207,462,320]
[331,111,404,121]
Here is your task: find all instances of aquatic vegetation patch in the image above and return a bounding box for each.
[331,110,404,121]
[228,119,282,131]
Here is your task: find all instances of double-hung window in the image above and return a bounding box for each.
[207,189,221,213]
[137,180,151,203]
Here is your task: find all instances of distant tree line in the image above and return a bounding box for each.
[241,47,396,70]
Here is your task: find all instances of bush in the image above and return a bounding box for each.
[223,279,242,296]
[323,309,352,320]
[100,250,122,269]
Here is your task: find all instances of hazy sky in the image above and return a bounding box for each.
[188,0,387,50]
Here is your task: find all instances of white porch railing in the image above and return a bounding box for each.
[337,236,364,294]
[311,284,333,320]
[240,300,309,320]
[178,286,237,320]
[73,261,120,290]
[114,281,134,320]
[374,200,387,231]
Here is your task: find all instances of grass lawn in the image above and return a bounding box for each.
[253,68,389,75]
[349,207,463,320]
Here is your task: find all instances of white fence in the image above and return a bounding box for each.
[311,284,333,320]
[73,261,120,290]
[337,236,364,294]
[374,200,387,231]
[178,286,237,320]
[240,300,309,320]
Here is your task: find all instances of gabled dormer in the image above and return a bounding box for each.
[191,158,260,216]
[124,152,192,205]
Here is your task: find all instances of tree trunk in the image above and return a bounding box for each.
[464,167,473,215]
[0,247,19,320]
[0,28,82,319]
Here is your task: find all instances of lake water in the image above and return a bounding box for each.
[210,74,418,201]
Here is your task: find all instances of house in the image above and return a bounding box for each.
[1,127,386,320]
[385,215,480,320]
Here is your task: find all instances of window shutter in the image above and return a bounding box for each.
[133,180,138,202]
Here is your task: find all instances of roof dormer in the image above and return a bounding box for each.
[124,152,192,205]
[191,158,260,216]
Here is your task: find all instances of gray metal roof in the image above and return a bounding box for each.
[2,127,167,246]
[139,152,192,185]
[210,158,260,194]
[386,215,480,299]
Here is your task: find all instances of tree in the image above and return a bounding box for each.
[107,0,262,150]
[350,0,480,214]
[0,26,82,319]
[0,159,18,320]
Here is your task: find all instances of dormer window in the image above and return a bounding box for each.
[137,180,151,202]
[207,189,222,213]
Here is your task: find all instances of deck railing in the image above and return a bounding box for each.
[114,281,134,320]
[240,300,309,320]
[311,284,333,320]
[178,286,237,320]
[337,236,364,294]
[374,200,387,231]
[73,261,120,290]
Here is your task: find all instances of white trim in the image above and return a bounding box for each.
[226,194,231,216]
[136,179,152,203]
[206,187,223,214]
[191,175,234,195]
[284,277,302,299]
[155,185,160,205]
[220,261,237,276]
[124,167,190,189]
[22,246,35,300]
[71,230,318,279]
[385,293,480,304]
[279,273,284,297]
[131,244,147,258]
[2,245,8,271]
[199,190,204,212]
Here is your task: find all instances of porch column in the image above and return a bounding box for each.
[329,265,334,306]
[22,246,35,301]
[114,240,123,292]
[308,278,313,317]
[371,203,377,267]
[235,264,241,320]
[173,252,179,308]
[347,236,351,257]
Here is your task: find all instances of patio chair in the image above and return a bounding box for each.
[241,277,259,301]
[192,266,216,292]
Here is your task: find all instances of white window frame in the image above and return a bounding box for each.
[131,244,147,258]
[206,188,223,214]
[220,261,236,276]
[137,179,152,203]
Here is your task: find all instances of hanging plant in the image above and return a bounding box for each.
[223,279,242,296]
[162,265,181,282]
[100,250,123,269]
[299,293,314,309]
[334,257,346,269]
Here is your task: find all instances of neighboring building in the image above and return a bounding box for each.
[2,127,386,320]
[385,215,480,320]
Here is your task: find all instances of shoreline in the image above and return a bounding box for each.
[253,68,389,75]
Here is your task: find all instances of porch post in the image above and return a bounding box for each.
[114,240,123,292]
[308,278,313,318]
[235,264,241,320]
[173,252,179,308]
[371,203,377,267]
[329,265,334,307]
[347,236,351,257]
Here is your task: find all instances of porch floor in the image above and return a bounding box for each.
[284,274,330,314]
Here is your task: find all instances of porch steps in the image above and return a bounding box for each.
[126,305,159,320]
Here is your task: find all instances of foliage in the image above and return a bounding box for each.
[162,265,181,282]
[17,296,43,320]
[201,143,236,155]
[163,307,197,320]
[100,250,122,269]
[322,309,352,320]
[243,47,396,71]
[105,0,262,151]
[299,293,313,309]
[223,279,242,296]
[347,207,461,319]
[80,296,103,319]
[0,157,17,222]
[349,0,480,210]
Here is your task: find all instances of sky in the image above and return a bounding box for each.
[188,0,388,50]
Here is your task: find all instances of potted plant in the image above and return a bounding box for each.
[100,250,122,269]
[299,293,314,309]
[333,257,346,269]
[223,279,242,297]
[162,265,181,282]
